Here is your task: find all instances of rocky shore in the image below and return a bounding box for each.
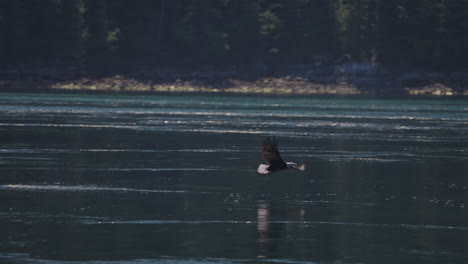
[1,64,467,96]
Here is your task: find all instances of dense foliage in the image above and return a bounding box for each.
[1,0,468,72]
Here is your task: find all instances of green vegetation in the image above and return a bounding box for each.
[2,0,468,71]
[1,0,468,96]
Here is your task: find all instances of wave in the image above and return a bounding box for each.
[101,168,225,172]
[2,100,468,127]
[0,184,187,194]
[2,210,466,231]
[80,219,468,231]
[1,120,466,139]
[79,148,242,153]
[0,253,321,264]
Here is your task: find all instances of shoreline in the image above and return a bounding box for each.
[1,75,467,97]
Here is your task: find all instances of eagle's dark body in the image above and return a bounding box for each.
[257,136,305,174]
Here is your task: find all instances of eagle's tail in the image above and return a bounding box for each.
[295,164,306,171]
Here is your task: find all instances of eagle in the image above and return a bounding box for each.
[257,136,306,174]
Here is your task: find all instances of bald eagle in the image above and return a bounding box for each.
[257,136,306,174]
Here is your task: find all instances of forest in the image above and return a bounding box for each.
[1,0,468,74]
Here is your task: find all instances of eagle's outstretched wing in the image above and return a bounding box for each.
[262,136,285,165]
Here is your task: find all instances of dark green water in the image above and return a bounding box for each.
[0,93,467,264]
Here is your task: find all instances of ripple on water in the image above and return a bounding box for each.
[76,219,468,231]
[0,184,187,194]
[0,253,322,264]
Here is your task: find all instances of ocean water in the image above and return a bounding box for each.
[0,92,467,264]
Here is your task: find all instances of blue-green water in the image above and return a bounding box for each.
[0,93,467,264]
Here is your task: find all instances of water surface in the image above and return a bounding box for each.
[0,93,467,264]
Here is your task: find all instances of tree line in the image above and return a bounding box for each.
[1,0,468,74]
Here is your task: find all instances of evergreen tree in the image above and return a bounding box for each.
[2,0,468,70]
[445,0,468,68]
[83,0,111,73]
[0,0,29,66]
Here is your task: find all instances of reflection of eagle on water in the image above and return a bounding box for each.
[257,136,306,174]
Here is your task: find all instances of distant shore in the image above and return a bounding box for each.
[1,64,467,96]
[0,76,362,95]
[1,76,466,97]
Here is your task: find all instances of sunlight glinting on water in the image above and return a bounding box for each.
[1,94,466,145]
[0,253,320,264]
[0,184,187,194]
[3,210,467,231]
[1,104,467,122]
[1,94,468,264]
